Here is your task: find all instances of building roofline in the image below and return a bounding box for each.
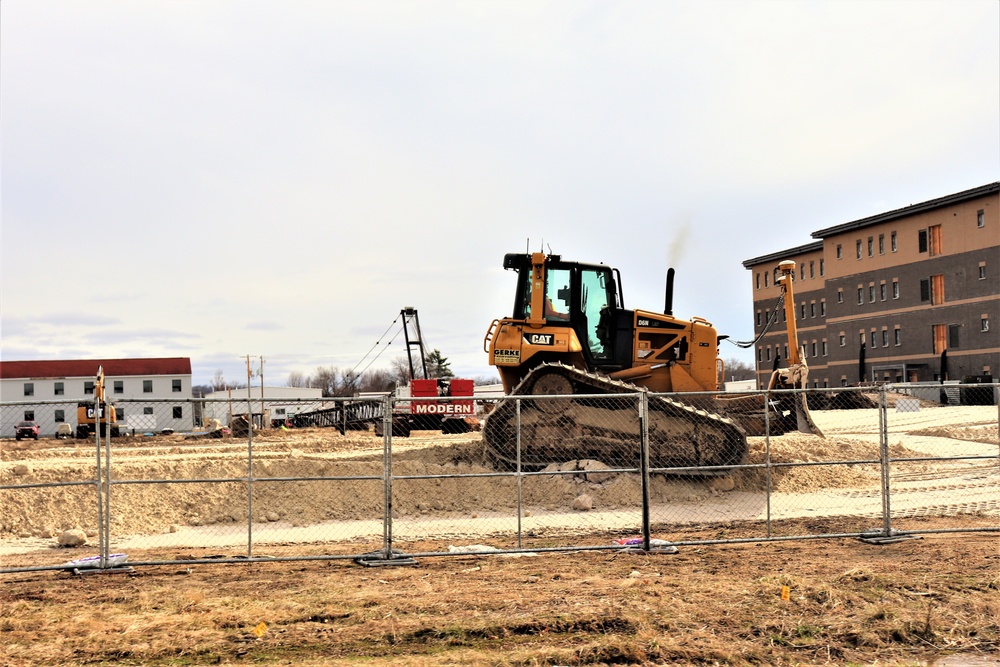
[0,357,192,379]
[742,241,824,269]
[810,182,1000,239]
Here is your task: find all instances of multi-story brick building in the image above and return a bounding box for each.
[743,182,999,389]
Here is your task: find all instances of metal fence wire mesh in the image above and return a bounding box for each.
[1,385,997,573]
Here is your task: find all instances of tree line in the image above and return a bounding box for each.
[198,350,499,398]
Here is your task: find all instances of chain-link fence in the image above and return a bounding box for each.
[1,385,997,573]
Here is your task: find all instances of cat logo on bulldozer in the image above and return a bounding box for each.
[526,333,554,346]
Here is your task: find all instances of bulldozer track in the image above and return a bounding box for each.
[482,362,748,473]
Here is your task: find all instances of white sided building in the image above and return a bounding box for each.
[0,358,193,437]
[201,385,325,427]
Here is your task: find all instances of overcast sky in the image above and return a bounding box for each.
[2,0,998,386]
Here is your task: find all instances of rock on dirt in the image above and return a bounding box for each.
[57,529,87,547]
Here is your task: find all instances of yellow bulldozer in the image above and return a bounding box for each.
[482,252,819,471]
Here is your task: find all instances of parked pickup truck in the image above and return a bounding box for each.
[15,420,40,440]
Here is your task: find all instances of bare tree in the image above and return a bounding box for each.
[211,368,228,391]
[723,357,757,381]
[310,366,340,397]
[359,368,395,393]
[286,370,310,387]
[389,356,413,385]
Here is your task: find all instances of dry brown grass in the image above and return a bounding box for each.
[2,518,998,667]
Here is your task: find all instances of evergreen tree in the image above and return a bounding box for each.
[423,349,453,378]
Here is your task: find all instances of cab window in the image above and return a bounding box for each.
[581,269,613,360]
[544,268,571,322]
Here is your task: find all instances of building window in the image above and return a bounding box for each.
[983,316,991,332]
[764,272,769,288]
[809,303,815,318]
[758,347,762,362]
[54,381,64,396]
[784,344,789,359]
[172,379,182,393]
[800,304,806,319]
[143,407,154,415]
[857,287,864,305]
[114,380,124,394]
[870,331,878,348]
[894,328,901,346]
[892,279,899,299]
[143,380,153,393]
[882,329,888,347]
[869,285,875,303]
[766,347,771,361]
[891,231,897,252]
[880,283,886,301]
[173,406,183,419]
[822,340,828,356]
[756,273,760,289]
[811,342,817,357]
[24,410,35,421]
[820,300,826,316]
[978,209,985,227]
[856,240,862,259]
[819,259,825,276]
[836,244,842,259]
[918,229,928,253]
[809,261,815,278]
[756,311,761,326]
[23,383,34,397]
[800,263,805,281]
[84,381,94,395]
[878,234,885,254]
[980,264,987,280]
[55,409,65,423]
[839,334,846,347]
[948,324,961,349]
[867,236,874,257]
[837,289,843,304]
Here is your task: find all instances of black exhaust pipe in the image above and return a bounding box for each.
[664,268,675,316]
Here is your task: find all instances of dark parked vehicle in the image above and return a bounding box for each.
[15,421,40,440]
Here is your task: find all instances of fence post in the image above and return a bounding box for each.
[639,391,651,550]
[878,385,892,537]
[103,415,112,567]
[515,398,523,550]
[246,393,255,559]
[382,394,394,560]
[764,390,772,539]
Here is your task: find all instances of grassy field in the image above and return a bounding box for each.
[2,518,997,667]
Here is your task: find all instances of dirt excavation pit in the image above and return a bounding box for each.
[1,405,998,544]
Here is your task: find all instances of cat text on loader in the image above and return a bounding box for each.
[481,252,820,472]
[76,366,121,439]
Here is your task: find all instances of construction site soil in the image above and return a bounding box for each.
[1,404,998,666]
[1,403,998,544]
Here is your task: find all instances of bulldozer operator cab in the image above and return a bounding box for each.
[504,252,626,368]
[487,251,723,396]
